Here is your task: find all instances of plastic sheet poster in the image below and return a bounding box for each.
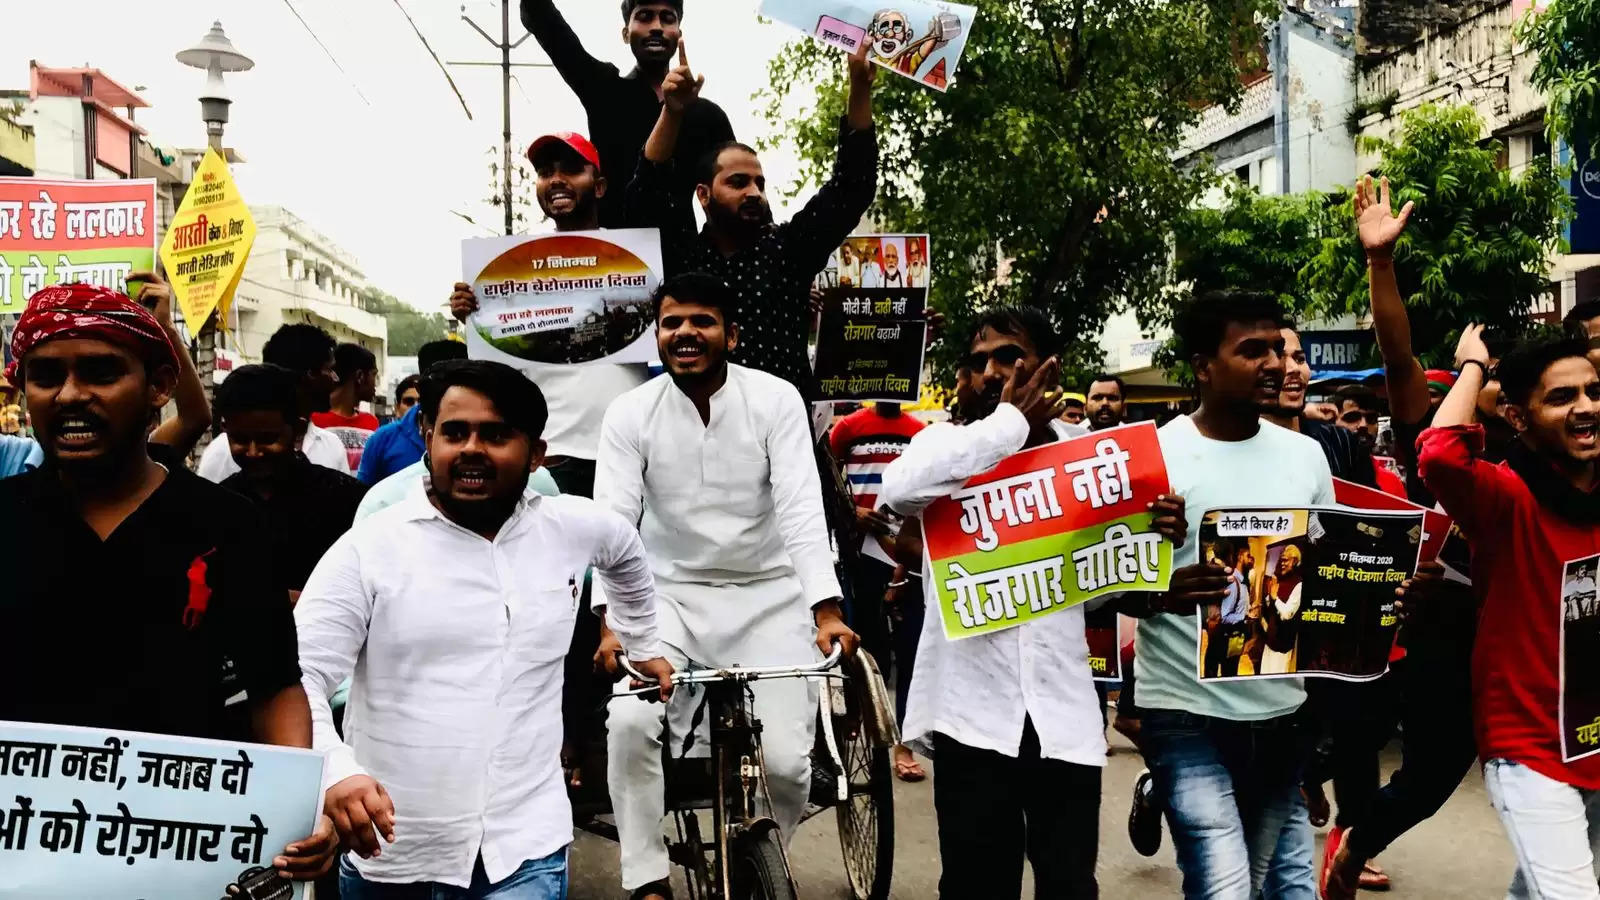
[760,0,977,91]
[922,423,1172,641]
[0,177,156,310]
[462,229,663,367]
[1560,553,1600,762]
[159,148,255,330]
[1195,507,1424,683]
[0,720,325,899]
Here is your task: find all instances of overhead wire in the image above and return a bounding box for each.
[388,0,475,120]
[277,0,372,105]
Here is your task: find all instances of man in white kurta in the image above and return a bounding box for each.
[594,272,854,895]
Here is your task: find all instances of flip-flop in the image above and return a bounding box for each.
[1359,860,1391,891]
[893,756,927,782]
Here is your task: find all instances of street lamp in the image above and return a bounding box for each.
[176,21,255,153]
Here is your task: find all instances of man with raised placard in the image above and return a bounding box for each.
[879,304,1186,899]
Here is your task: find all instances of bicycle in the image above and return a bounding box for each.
[574,641,896,900]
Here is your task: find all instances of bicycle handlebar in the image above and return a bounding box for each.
[614,641,846,694]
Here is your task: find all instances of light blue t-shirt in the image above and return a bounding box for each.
[354,459,561,521]
[1135,416,1334,721]
[0,435,43,479]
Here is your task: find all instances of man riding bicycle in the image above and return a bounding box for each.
[594,272,859,900]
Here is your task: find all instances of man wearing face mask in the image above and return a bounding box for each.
[630,42,878,396]
[295,360,673,899]
[520,0,733,233]
[593,272,858,900]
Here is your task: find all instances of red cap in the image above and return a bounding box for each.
[527,132,602,174]
[1425,369,1458,391]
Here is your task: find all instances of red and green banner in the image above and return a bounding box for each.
[922,422,1173,640]
[0,177,157,310]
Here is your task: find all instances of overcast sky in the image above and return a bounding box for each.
[2,0,820,314]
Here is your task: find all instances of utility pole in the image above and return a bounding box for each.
[459,1,549,236]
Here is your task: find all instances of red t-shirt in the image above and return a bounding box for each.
[827,407,925,510]
[1419,425,1600,789]
[310,411,381,471]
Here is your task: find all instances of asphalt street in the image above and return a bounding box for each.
[568,728,1518,899]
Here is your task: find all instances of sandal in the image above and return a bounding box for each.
[893,747,927,782]
[1359,860,1392,891]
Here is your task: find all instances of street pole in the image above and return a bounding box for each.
[460,1,544,237]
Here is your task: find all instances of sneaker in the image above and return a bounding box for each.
[1128,769,1162,857]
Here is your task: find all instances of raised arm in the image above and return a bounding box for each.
[1356,175,1431,426]
[519,0,613,100]
[140,272,212,456]
[1416,325,1510,534]
[629,44,702,270]
[784,42,880,275]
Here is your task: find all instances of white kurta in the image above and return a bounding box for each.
[593,363,839,890]
[880,404,1108,766]
[593,363,840,664]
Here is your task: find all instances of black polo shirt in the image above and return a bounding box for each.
[522,0,736,230]
[222,455,368,594]
[0,447,301,739]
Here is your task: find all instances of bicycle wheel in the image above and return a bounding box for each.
[730,827,797,900]
[835,720,894,900]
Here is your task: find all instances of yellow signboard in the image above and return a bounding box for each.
[159,148,255,329]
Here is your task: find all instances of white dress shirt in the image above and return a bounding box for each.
[594,363,840,664]
[881,403,1107,766]
[295,482,661,887]
[196,421,352,481]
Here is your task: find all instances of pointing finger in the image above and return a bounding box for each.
[678,40,688,69]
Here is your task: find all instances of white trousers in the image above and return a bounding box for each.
[607,641,817,891]
[1486,758,1600,900]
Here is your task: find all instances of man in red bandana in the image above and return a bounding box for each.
[0,283,339,887]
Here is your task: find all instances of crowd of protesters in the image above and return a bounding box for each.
[2,2,1599,900]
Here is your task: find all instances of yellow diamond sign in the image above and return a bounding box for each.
[160,148,255,330]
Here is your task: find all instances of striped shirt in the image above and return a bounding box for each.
[828,407,926,510]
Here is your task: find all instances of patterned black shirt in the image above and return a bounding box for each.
[629,118,878,398]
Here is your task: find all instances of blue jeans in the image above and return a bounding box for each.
[339,849,568,900]
[1143,708,1316,900]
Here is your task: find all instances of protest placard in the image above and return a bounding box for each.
[1196,506,1424,683]
[0,720,324,899]
[160,148,255,330]
[1084,607,1123,682]
[462,229,662,368]
[921,422,1173,641]
[1333,477,1452,562]
[1560,553,1600,762]
[0,177,156,310]
[812,234,928,402]
[760,0,976,91]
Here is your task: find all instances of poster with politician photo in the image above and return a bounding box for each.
[1196,506,1423,683]
[1561,554,1600,762]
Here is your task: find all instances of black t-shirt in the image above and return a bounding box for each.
[0,448,301,739]
[222,456,367,593]
[522,0,736,230]
[1301,418,1378,488]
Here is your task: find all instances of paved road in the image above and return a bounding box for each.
[569,729,1518,899]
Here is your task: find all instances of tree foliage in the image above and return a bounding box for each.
[1305,104,1572,365]
[761,0,1276,380]
[1519,0,1600,154]
[366,290,452,357]
[1156,104,1571,371]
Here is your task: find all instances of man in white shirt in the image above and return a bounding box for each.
[1126,291,1333,899]
[294,359,673,899]
[879,305,1186,899]
[197,323,352,479]
[594,271,859,900]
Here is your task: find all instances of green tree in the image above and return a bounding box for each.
[366,290,452,356]
[761,0,1276,379]
[1304,104,1572,365]
[1518,0,1600,154]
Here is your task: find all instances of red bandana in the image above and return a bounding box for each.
[6,283,179,381]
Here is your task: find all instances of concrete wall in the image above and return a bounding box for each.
[1280,12,1357,193]
[17,96,84,179]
